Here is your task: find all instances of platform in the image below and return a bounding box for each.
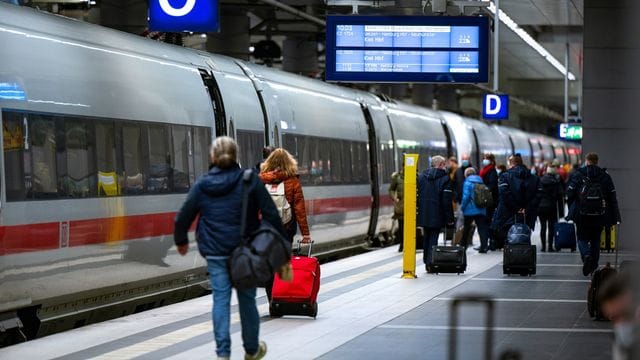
[1,234,623,360]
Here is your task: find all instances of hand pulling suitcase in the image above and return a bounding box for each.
[270,241,320,318]
[554,221,577,252]
[503,244,537,276]
[428,246,467,274]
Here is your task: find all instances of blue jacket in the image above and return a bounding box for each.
[491,165,542,231]
[174,164,286,257]
[417,167,454,229]
[566,165,621,227]
[461,175,487,217]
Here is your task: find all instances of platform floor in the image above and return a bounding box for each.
[1,234,625,360]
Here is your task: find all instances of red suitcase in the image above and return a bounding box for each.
[270,242,320,318]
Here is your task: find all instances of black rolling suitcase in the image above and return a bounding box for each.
[503,244,537,276]
[429,246,467,274]
[449,295,495,360]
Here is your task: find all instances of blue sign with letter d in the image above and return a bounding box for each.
[149,0,219,33]
[482,94,509,120]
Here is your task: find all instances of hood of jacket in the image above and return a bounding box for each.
[509,164,531,180]
[425,167,447,180]
[465,174,484,184]
[259,170,290,184]
[198,164,244,196]
[578,165,606,180]
[540,173,559,186]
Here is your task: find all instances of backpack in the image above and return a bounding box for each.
[578,175,606,217]
[507,223,531,245]
[266,182,293,224]
[473,183,494,208]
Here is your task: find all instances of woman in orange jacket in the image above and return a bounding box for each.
[259,148,311,244]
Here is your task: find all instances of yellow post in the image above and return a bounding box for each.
[402,154,418,279]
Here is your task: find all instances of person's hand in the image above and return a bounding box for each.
[301,235,312,243]
[177,244,189,256]
[518,208,525,214]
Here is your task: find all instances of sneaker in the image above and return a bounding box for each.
[583,255,592,276]
[245,341,267,360]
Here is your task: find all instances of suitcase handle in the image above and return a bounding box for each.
[449,294,494,360]
[295,240,314,257]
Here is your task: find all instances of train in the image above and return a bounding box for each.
[0,3,581,344]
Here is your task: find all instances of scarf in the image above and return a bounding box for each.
[480,164,494,180]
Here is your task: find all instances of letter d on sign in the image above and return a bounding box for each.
[485,95,501,115]
[482,94,509,120]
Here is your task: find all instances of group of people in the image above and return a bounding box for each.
[392,151,621,277]
[173,138,311,360]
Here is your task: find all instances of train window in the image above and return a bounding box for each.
[30,116,58,198]
[122,124,144,194]
[236,130,263,169]
[193,127,211,179]
[147,125,171,193]
[171,126,190,192]
[3,112,26,201]
[96,122,118,196]
[60,119,96,198]
[380,142,395,183]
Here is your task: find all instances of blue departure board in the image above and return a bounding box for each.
[326,16,489,83]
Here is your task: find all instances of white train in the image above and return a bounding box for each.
[0,3,581,343]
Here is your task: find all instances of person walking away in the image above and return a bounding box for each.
[566,152,621,276]
[259,148,311,300]
[389,169,405,251]
[538,166,565,252]
[491,154,543,250]
[479,154,499,251]
[460,168,491,252]
[174,137,283,360]
[417,156,454,272]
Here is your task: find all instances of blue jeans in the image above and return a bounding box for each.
[577,225,603,267]
[207,257,260,357]
[423,227,441,265]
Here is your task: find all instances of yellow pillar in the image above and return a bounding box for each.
[402,154,418,279]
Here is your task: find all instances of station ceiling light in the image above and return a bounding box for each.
[484,0,576,81]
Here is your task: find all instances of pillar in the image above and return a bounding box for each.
[583,0,640,251]
[206,10,250,60]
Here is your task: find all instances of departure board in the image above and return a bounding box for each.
[326,16,489,83]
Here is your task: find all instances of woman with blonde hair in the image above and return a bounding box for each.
[259,148,311,301]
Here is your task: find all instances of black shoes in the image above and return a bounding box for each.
[583,255,593,276]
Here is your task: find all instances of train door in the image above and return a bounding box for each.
[197,68,227,137]
[471,129,481,167]
[440,119,455,159]
[361,104,379,240]
[507,135,516,156]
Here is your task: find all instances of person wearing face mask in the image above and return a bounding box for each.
[454,154,474,205]
[479,154,499,251]
[599,272,640,360]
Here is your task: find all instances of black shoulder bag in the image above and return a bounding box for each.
[229,170,292,290]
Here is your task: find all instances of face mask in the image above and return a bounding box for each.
[496,169,502,176]
[530,168,537,175]
[482,159,491,167]
[615,322,637,349]
[461,160,470,167]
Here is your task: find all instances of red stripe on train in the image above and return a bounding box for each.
[0,195,393,255]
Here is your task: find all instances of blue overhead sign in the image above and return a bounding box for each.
[149,0,219,33]
[482,94,509,120]
[325,16,490,83]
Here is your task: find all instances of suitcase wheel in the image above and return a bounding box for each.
[312,302,318,319]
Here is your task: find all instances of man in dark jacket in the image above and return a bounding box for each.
[174,137,283,360]
[479,153,499,250]
[538,166,564,252]
[491,154,543,249]
[418,155,455,272]
[454,154,474,204]
[566,152,621,276]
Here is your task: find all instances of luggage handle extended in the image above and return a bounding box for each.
[295,240,314,257]
[449,294,494,360]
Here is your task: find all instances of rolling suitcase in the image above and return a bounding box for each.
[554,221,577,252]
[270,241,320,318]
[503,244,537,276]
[587,263,617,320]
[449,295,495,360]
[428,246,467,274]
[600,226,616,253]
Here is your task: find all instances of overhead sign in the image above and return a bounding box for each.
[559,123,582,140]
[149,0,219,32]
[482,94,509,120]
[325,16,489,83]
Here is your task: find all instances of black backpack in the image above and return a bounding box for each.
[473,183,494,208]
[578,175,606,217]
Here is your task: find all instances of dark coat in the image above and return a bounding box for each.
[417,167,454,229]
[566,165,621,227]
[481,166,499,209]
[174,164,286,257]
[538,173,564,219]
[491,165,542,231]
